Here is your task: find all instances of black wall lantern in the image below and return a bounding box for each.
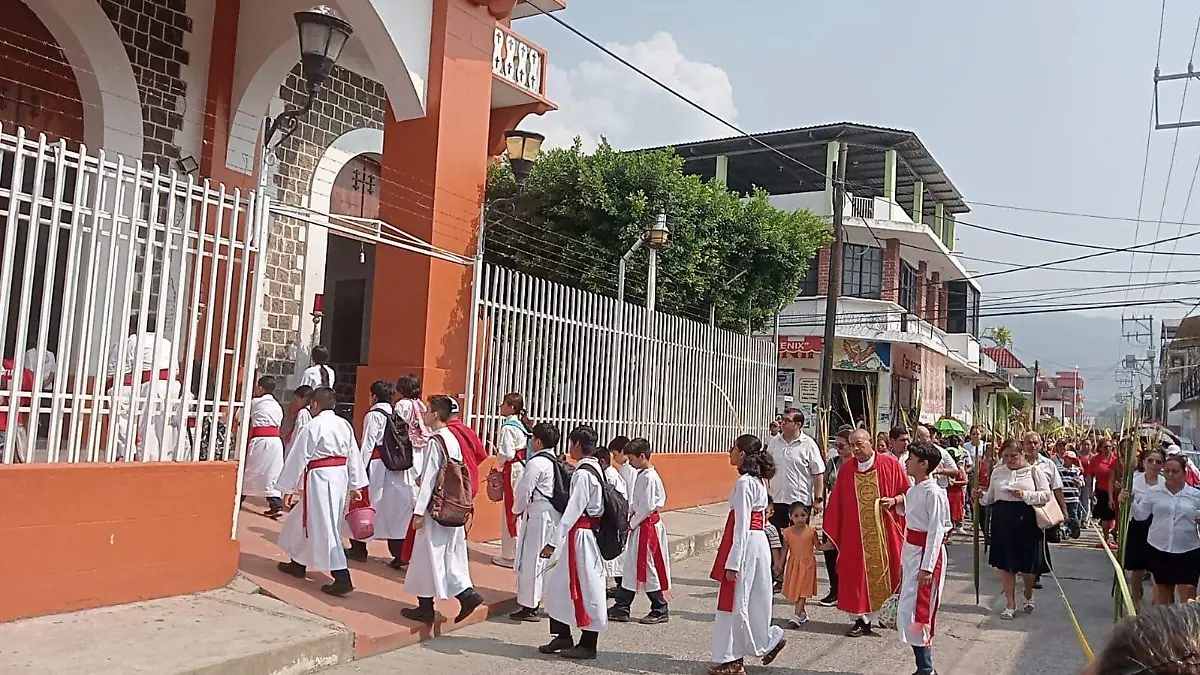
[264,5,354,149]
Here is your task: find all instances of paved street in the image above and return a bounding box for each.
[325,537,1119,675]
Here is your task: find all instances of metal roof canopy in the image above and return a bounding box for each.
[647,122,970,219]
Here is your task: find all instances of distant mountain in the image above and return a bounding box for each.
[983,312,1126,412]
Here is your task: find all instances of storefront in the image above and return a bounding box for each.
[777,336,893,435]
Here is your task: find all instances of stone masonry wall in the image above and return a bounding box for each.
[258,64,387,380]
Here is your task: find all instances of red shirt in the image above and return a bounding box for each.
[446,418,488,497]
[1087,453,1118,493]
[0,359,34,432]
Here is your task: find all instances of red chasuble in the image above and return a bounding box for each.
[823,450,908,615]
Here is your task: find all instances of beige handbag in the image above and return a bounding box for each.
[1031,464,1065,530]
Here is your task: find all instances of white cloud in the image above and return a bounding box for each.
[525,32,738,152]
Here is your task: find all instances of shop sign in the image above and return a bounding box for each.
[894,347,923,378]
[777,369,795,397]
[798,377,819,403]
[493,27,544,96]
[834,339,892,372]
[779,335,822,360]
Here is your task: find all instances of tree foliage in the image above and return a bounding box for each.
[485,140,828,332]
[984,326,1013,349]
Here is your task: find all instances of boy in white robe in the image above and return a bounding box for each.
[605,436,633,597]
[106,314,182,461]
[896,440,951,675]
[285,385,314,457]
[401,394,485,624]
[609,438,671,624]
[241,376,286,517]
[509,421,564,621]
[347,380,414,567]
[538,425,608,660]
[710,434,786,675]
[276,387,368,596]
[594,445,628,592]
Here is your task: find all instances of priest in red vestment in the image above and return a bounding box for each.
[823,428,908,637]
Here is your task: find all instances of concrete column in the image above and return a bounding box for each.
[927,271,941,325]
[881,239,901,303]
[933,202,945,240]
[826,140,839,215]
[915,261,928,316]
[883,148,897,220]
[945,214,956,250]
[939,282,949,331]
[912,180,923,225]
[817,245,832,295]
[715,154,728,186]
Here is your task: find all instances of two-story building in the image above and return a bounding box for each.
[665,123,986,433]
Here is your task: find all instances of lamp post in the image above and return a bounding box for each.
[617,212,670,310]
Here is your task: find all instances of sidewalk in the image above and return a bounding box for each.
[0,502,730,674]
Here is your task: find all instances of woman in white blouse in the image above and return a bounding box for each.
[978,439,1053,620]
[1116,447,1165,613]
[1131,455,1200,605]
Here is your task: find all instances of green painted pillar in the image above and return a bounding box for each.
[715,154,728,187]
[826,140,839,215]
[933,202,945,240]
[945,214,956,250]
[883,149,897,220]
[912,180,923,225]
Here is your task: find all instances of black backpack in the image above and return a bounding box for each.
[578,463,630,561]
[529,451,572,514]
[369,409,414,472]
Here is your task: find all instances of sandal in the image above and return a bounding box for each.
[762,638,787,666]
[708,659,746,675]
[1000,607,1015,620]
[1023,599,1035,614]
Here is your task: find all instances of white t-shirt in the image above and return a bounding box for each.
[765,431,826,505]
[300,364,335,389]
[962,440,986,470]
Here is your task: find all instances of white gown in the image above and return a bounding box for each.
[496,416,528,560]
[242,394,285,497]
[299,365,335,389]
[276,410,368,571]
[513,450,563,609]
[896,477,951,647]
[286,407,312,458]
[361,402,415,541]
[603,464,628,579]
[620,466,671,593]
[404,427,474,599]
[545,457,609,631]
[106,332,182,462]
[712,473,784,665]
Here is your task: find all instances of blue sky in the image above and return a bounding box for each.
[517,0,1200,403]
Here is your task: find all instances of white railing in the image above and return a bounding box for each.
[0,126,268,465]
[850,195,875,219]
[467,264,777,453]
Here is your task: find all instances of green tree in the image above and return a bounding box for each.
[486,139,828,332]
[984,326,1013,349]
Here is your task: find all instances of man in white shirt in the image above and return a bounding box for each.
[766,408,826,531]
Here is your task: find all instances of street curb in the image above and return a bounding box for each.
[668,526,725,563]
[181,629,354,675]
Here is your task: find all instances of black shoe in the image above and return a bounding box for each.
[321,579,354,597]
[455,591,484,623]
[389,557,408,571]
[401,606,437,625]
[607,607,632,622]
[277,561,306,579]
[344,546,369,563]
[560,645,597,660]
[509,607,540,622]
[847,619,874,637]
[819,592,838,607]
[639,612,669,625]
[263,507,283,519]
[1032,580,1043,590]
[538,636,574,654]
[606,586,619,599]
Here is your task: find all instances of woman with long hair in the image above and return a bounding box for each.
[493,392,532,567]
[1116,447,1165,612]
[1132,455,1200,605]
[1088,437,1120,548]
[709,434,787,675]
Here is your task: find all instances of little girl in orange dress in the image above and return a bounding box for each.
[780,503,829,626]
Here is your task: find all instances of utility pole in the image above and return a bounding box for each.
[1123,315,1156,422]
[818,143,848,440]
[1032,359,1040,427]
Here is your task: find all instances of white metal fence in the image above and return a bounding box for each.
[0,126,268,465]
[467,263,777,453]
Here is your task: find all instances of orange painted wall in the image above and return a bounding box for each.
[0,463,241,622]
[466,452,734,543]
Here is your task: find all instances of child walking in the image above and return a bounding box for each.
[609,438,671,624]
[896,440,952,675]
[780,503,827,626]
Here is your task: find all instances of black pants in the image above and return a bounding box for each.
[770,502,794,532]
[824,547,839,595]
[550,617,598,648]
[349,539,405,557]
[266,496,283,510]
[612,586,668,615]
[290,561,351,584]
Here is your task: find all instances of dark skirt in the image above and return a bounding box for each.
[1123,517,1153,572]
[1148,546,1200,587]
[1093,490,1117,522]
[988,500,1051,575]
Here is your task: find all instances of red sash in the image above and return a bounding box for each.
[636,512,669,590]
[302,456,348,537]
[123,368,171,387]
[905,529,944,635]
[502,451,525,538]
[569,515,598,627]
[709,510,764,612]
[250,425,281,439]
[400,519,417,563]
[370,446,383,461]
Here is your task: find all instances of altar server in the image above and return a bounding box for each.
[242,375,286,517]
[609,438,670,624]
[509,422,564,621]
[896,440,952,675]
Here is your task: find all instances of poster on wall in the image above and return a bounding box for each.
[834,339,892,372]
[798,402,815,434]
[777,369,796,397]
[798,377,819,403]
[779,336,822,360]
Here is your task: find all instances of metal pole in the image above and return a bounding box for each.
[618,237,645,303]
[818,143,848,439]
[709,302,716,327]
[463,205,486,429]
[1033,359,1040,427]
[646,247,657,311]
[1150,319,1159,424]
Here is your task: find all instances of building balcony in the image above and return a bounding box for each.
[513,0,568,18]
[777,296,947,355]
[491,24,555,110]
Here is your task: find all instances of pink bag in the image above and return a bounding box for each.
[345,506,376,540]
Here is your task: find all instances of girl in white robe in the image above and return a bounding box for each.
[611,438,671,623]
[347,381,413,567]
[276,397,368,597]
[299,345,334,389]
[495,393,531,567]
[710,435,786,675]
[539,426,608,660]
[896,441,951,675]
[241,378,286,516]
[391,382,428,566]
[510,422,563,620]
[401,395,484,625]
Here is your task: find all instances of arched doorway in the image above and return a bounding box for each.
[0,0,85,144]
[321,153,381,418]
